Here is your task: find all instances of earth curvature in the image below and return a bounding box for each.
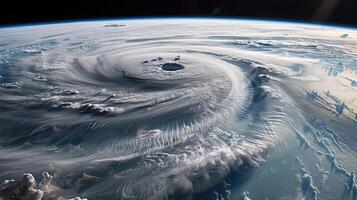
[0,18,356,200]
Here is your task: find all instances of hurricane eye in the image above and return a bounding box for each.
[161,63,185,71]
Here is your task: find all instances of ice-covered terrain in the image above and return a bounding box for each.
[0,19,356,200]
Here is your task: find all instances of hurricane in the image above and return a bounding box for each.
[0,19,356,200]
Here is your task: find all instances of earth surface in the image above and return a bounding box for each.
[0,18,356,200]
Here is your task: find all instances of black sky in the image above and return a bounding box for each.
[1,0,357,27]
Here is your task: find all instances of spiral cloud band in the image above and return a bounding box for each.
[0,19,356,199]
